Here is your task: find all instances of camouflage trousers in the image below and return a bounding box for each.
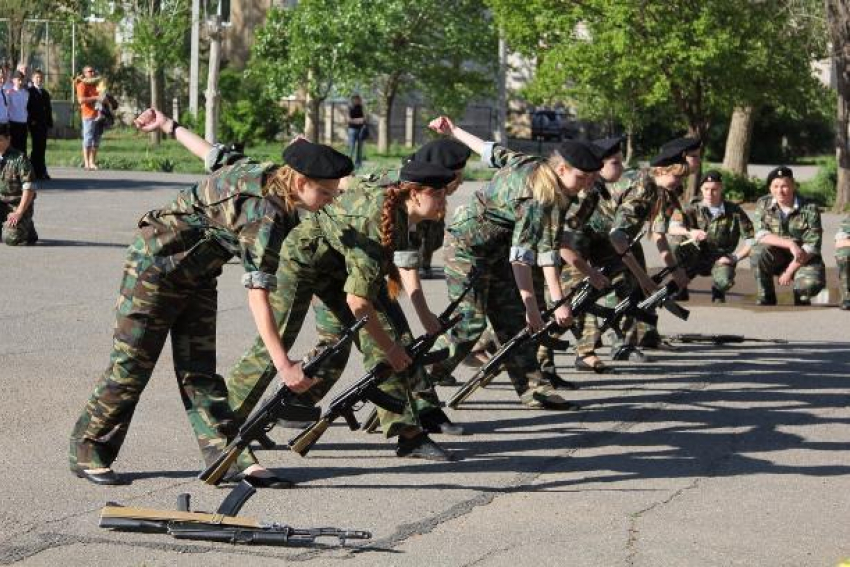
[750,245,826,299]
[671,241,736,292]
[0,199,38,246]
[225,236,438,439]
[836,246,850,304]
[429,231,544,396]
[536,262,602,374]
[69,239,253,473]
[411,219,446,269]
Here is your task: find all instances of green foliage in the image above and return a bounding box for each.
[487,0,827,145]
[117,0,189,74]
[798,160,837,208]
[713,168,763,204]
[216,68,288,145]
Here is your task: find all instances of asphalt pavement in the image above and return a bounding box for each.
[0,168,848,567]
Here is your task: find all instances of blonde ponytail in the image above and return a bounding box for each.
[262,165,299,211]
[528,154,569,208]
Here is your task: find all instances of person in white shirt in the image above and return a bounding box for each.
[0,68,9,126]
[7,72,29,152]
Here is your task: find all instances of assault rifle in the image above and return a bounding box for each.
[289,269,480,456]
[664,334,788,345]
[199,317,368,485]
[447,231,649,409]
[100,481,371,547]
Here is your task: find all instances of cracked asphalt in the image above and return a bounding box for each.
[1,168,848,566]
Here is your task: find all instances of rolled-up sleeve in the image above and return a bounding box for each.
[393,250,421,269]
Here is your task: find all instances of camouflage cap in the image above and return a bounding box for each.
[282,139,353,179]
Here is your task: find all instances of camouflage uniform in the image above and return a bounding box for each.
[69,147,292,474]
[428,143,568,401]
[834,215,850,306]
[537,181,609,372]
[410,220,445,271]
[750,194,825,300]
[225,184,440,438]
[669,199,755,292]
[0,147,38,246]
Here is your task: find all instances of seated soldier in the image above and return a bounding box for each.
[667,170,754,302]
[750,166,825,306]
[0,123,38,246]
[837,215,850,310]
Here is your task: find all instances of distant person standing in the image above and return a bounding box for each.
[27,70,53,180]
[75,66,103,170]
[0,67,9,127]
[7,71,29,152]
[347,94,367,169]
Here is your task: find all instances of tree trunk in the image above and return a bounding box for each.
[827,0,850,211]
[625,124,635,166]
[683,121,709,202]
[149,67,162,145]
[304,90,321,143]
[377,77,398,154]
[722,106,755,176]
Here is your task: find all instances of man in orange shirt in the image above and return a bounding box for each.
[75,66,102,170]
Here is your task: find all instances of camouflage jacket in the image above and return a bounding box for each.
[0,147,35,204]
[305,184,411,301]
[671,199,755,256]
[753,194,822,255]
[448,143,567,266]
[836,215,850,242]
[136,146,297,290]
[587,168,659,241]
[560,179,608,256]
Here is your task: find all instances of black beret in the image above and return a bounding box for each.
[591,136,624,160]
[399,160,456,188]
[700,169,723,184]
[660,136,702,156]
[766,166,794,186]
[555,140,603,172]
[410,139,472,171]
[282,139,353,179]
[650,145,689,167]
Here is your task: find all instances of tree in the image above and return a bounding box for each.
[0,0,82,64]
[488,0,826,183]
[119,0,189,144]
[357,0,497,152]
[827,0,850,211]
[249,1,368,142]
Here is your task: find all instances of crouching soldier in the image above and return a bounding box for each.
[667,170,754,302]
[0,123,38,246]
[750,166,825,306]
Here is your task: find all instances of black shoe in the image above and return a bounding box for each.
[611,346,653,363]
[396,433,457,461]
[711,287,726,303]
[420,409,467,436]
[73,468,129,486]
[756,295,777,306]
[676,287,690,301]
[793,290,811,306]
[544,370,579,389]
[574,357,614,374]
[434,373,458,387]
[222,472,293,489]
[842,300,850,311]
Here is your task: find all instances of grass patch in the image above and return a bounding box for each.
[45,128,495,181]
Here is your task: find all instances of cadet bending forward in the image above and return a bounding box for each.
[427,115,603,410]
[69,109,352,487]
[835,215,849,311]
[226,160,462,462]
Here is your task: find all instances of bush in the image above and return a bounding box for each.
[217,68,287,146]
[798,160,836,208]
[715,168,762,203]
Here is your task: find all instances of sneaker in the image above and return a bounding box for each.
[520,384,580,410]
[396,433,457,461]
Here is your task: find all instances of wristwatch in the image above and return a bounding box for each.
[169,120,181,137]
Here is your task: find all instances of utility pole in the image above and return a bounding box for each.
[189,0,200,118]
[204,14,222,144]
[494,31,508,143]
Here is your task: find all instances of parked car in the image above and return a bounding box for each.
[531,110,571,141]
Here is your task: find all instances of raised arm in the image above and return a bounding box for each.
[133,107,212,161]
[428,116,486,157]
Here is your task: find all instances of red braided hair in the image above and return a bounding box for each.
[380,182,416,299]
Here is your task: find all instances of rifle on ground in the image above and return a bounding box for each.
[199,317,368,485]
[100,481,371,547]
[664,333,788,345]
[289,268,480,456]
